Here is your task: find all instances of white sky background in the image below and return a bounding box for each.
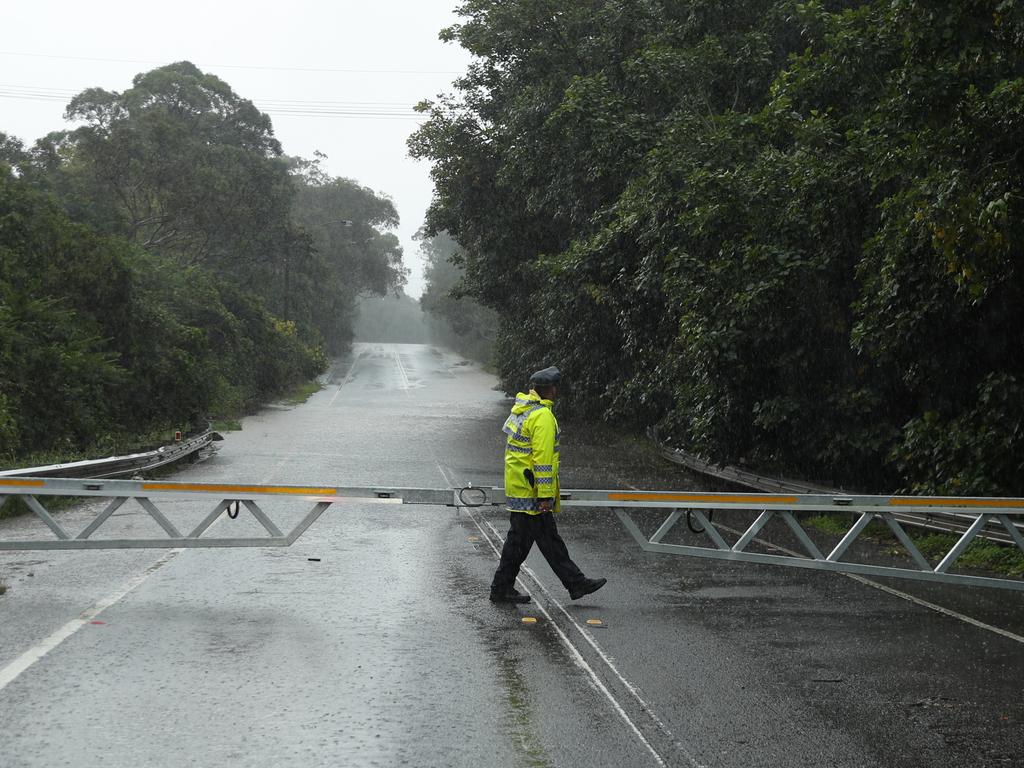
[0,0,473,297]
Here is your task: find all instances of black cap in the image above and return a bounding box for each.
[529,366,561,387]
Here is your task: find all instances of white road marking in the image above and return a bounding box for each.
[619,482,1024,644]
[477,515,704,767]
[328,351,362,406]
[0,444,297,693]
[468,514,674,768]
[716,521,1024,645]
[0,549,180,692]
[393,350,412,395]
[845,573,1024,643]
[436,464,452,487]
[437,464,703,768]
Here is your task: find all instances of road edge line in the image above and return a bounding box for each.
[713,521,1024,645]
[0,549,181,692]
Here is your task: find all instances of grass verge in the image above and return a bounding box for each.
[1,375,323,522]
[281,379,322,406]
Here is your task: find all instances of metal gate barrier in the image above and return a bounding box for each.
[1,478,1022,592]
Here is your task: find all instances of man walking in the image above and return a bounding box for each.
[490,366,607,604]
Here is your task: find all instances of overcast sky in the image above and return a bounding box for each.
[1,0,473,297]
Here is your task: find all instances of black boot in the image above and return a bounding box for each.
[490,587,531,603]
[569,577,607,601]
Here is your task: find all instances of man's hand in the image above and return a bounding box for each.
[537,498,553,512]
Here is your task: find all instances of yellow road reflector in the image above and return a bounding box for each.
[522,617,538,624]
[586,619,603,626]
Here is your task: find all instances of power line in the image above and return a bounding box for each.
[0,50,461,76]
[0,83,420,108]
[0,87,426,120]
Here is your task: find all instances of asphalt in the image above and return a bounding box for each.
[0,342,1021,767]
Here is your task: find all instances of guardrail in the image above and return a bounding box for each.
[649,429,1024,546]
[0,429,220,482]
[0,480,1021,591]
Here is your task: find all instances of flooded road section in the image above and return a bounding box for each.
[1,342,1021,767]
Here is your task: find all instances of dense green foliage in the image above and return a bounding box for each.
[411,0,1024,494]
[1,63,405,462]
[290,153,407,352]
[418,230,498,363]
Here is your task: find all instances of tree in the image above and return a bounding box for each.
[418,230,498,362]
[289,153,408,352]
[17,64,410,360]
[0,162,324,461]
[25,63,288,270]
[411,0,1024,493]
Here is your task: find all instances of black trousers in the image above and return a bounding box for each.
[491,511,586,592]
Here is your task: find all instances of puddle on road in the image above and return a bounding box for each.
[688,585,814,601]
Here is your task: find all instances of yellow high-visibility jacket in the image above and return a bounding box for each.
[503,390,560,514]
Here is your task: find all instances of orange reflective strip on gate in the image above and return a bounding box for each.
[606,492,799,504]
[141,482,337,496]
[0,478,46,488]
[888,497,1024,509]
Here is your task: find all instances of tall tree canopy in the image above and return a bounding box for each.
[290,153,407,352]
[1,63,406,461]
[410,0,1024,494]
[16,62,406,351]
[30,62,288,267]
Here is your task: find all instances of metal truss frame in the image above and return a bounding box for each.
[0,478,456,551]
[1,479,1022,591]
[599,491,1024,592]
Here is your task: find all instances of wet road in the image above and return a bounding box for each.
[1,342,1021,767]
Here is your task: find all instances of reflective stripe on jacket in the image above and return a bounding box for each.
[503,390,560,514]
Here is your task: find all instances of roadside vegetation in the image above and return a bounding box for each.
[281,380,323,406]
[804,514,1024,576]
[0,423,206,473]
[418,230,498,365]
[0,62,405,469]
[410,1,1024,496]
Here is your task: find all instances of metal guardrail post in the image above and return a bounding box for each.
[648,428,1024,546]
[0,429,219,482]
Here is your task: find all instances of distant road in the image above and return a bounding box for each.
[1,342,1021,767]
